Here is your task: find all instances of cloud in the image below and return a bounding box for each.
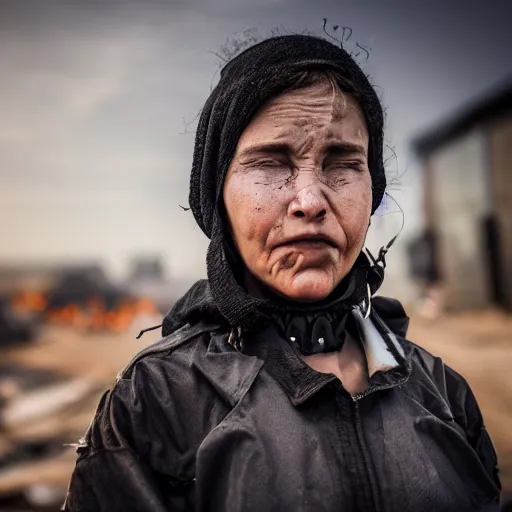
[61,37,163,117]
[1,0,511,285]
[0,126,33,145]
[61,66,124,118]
[0,1,172,157]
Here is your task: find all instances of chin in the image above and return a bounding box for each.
[278,269,338,303]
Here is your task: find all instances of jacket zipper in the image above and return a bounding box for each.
[352,397,381,512]
[344,307,411,511]
[347,378,410,512]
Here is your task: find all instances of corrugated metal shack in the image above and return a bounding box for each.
[412,80,512,312]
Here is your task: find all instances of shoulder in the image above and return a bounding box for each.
[400,337,500,494]
[80,321,229,463]
[403,337,467,390]
[371,294,471,409]
[400,336,482,432]
[117,321,216,380]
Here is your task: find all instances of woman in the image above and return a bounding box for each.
[64,35,501,511]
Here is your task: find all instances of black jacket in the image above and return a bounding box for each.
[64,285,500,511]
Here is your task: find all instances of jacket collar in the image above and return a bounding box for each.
[190,329,263,408]
[189,303,412,408]
[246,326,337,406]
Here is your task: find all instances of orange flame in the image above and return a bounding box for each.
[11,289,159,333]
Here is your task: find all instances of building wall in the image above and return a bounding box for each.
[489,116,512,309]
[428,129,492,310]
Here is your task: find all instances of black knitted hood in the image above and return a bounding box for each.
[162,279,221,336]
[190,34,386,237]
[187,34,387,331]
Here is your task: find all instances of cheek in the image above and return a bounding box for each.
[223,176,282,250]
[335,182,372,242]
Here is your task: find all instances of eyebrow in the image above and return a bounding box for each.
[237,141,367,160]
[324,142,367,156]
[238,143,290,159]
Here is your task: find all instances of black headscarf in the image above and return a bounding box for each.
[188,34,386,332]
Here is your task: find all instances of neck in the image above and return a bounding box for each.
[301,332,369,395]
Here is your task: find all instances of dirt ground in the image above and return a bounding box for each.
[0,322,155,501]
[1,310,511,500]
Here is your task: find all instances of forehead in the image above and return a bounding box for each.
[237,81,368,149]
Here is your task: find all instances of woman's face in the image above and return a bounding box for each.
[223,80,372,302]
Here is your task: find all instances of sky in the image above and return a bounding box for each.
[1,0,511,298]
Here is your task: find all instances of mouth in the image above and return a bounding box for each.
[276,235,338,249]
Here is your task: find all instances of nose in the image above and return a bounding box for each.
[288,184,328,221]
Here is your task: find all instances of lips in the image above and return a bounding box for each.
[276,235,337,249]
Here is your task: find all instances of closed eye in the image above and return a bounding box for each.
[322,142,367,173]
[323,159,365,172]
[238,143,293,172]
[242,157,291,171]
